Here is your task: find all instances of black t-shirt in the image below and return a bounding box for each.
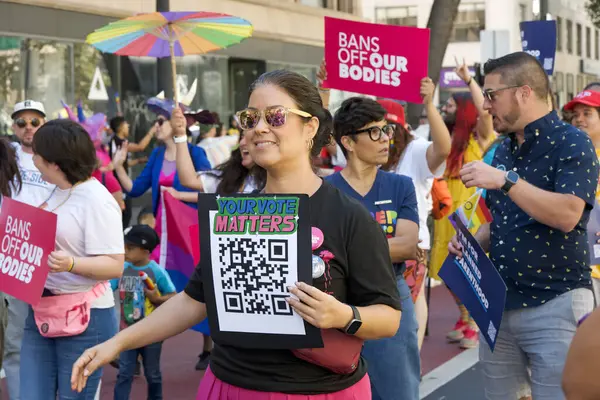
[184,182,401,394]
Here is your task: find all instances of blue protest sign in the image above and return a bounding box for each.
[439,214,507,351]
[520,20,557,75]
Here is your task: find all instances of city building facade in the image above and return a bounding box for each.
[362,0,599,108]
[0,0,361,136]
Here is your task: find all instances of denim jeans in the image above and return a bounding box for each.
[362,276,420,400]
[114,341,163,400]
[4,295,29,400]
[480,288,594,400]
[20,306,117,400]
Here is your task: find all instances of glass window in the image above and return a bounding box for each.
[577,23,582,56]
[567,73,574,100]
[567,19,573,54]
[520,3,527,21]
[450,3,485,42]
[587,27,592,58]
[596,29,599,60]
[577,75,584,93]
[299,0,326,7]
[557,17,562,51]
[375,6,418,26]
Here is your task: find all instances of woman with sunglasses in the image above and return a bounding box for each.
[111,98,211,217]
[174,115,266,371]
[20,119,124,400]
[72,70,401,399]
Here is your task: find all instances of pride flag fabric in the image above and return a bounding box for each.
[454,190,493,233]
[156,192,209,334]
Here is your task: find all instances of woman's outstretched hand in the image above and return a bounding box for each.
[71,338,122,393]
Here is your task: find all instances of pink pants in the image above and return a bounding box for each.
[197,367,371,400]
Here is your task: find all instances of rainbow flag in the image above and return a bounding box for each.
[454,191,493,233]
[156,192,209,334]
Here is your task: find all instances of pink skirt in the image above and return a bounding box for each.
[196,367,371,400]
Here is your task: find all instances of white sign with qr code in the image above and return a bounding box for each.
[208,210,306,335]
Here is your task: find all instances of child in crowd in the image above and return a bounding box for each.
[111,225,176,400]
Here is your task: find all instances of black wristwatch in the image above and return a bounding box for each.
[501,170,519,194]
[343,305,362,335]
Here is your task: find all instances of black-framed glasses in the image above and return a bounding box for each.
[482,86,521,102]
[15,117,41,128]
[235,106,312,130]
[354,124,395,141]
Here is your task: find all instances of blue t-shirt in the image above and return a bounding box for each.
[111,260,176,328]
[326,170,419,274]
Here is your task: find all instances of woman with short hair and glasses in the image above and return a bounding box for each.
[20,119,124,399]
[72,70,402,400]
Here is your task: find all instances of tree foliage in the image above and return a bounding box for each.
[586,0,600,29]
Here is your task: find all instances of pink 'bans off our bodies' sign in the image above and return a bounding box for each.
[324,17,430,103]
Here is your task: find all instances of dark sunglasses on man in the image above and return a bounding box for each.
[154,118,166,126]
[14,117,41,129]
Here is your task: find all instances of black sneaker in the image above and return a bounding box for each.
[195,351,211,371]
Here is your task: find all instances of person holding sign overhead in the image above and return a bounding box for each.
[18,119,125,400]
[450,52,599,399]
[71,70,402,399]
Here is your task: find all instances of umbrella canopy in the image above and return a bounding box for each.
[86,11,253,58]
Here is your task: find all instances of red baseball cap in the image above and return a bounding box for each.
[377,99,406,126]
[564,90,600,111]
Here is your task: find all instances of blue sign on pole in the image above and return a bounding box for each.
[439,214,507,351]
[520,20,557,75]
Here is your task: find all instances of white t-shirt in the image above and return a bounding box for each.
[199,170,258,194]
[44,179,124,308]
[11,143,55,207]
[394,136,445,250]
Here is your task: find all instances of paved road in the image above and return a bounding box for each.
[422,363,484,400]
[0,285,470,399]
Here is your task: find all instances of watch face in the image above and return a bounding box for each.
[507,171,519,184]
[346,319,362,335]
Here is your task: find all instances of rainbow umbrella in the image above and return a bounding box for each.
[86,11,253,103]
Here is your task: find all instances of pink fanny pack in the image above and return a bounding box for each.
[31,282,107,338]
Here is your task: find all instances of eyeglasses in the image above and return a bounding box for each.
[15,117,41,128]
[354,124,396,141]
[235,106,312,130]
[482,86,521,102]
[154,118,166,126]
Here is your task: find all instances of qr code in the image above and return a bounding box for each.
[218,237,293,316]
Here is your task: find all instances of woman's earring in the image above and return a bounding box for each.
[307,138,314,150]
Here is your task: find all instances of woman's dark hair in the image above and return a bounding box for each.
[32,120,97,185]
[0,137,21,198]
[109,116,126,134]
[332,97,386,157]
[209,134,267,195]
[249,70,333,158]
